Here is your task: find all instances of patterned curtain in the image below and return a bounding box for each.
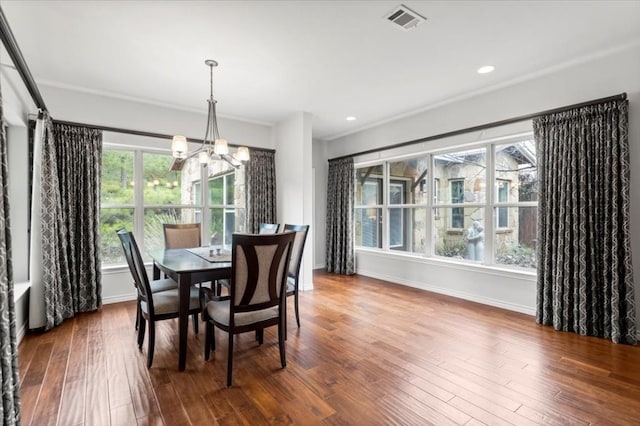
[0,70,20,425]
[326,157,354,275]
[246,149,276,233]
[534,98,635,344]
[40,116,102,330]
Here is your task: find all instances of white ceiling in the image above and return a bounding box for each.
[1,1,639,141]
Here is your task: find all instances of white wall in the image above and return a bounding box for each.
[320,44,640,321]
[312,139,327,269]
[274,112,314,289]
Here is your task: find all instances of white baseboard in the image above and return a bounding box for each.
[102,293,137,305]
[357,268,536,316]
[314,263,325,270]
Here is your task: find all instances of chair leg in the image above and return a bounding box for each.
[226,332,234,387]
[135,302,140,330]
[147,321,155,368]
[294,290,300,328]
[204,321,215,360]
[256,329,264,345]
[192,314,199,334]
[278,320,287,368]
[138,316,146,350]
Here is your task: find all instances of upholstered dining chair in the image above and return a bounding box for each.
[258,223,280,234]
[282,224,309,329]
[117,229,201,368]
[163,223,201,249]
[164,222,211,295]
[201,231,295,387]
[215,223,281,294]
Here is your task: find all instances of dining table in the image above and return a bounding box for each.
[149,247,232,371]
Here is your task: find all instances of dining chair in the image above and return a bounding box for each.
[118,229,179,331]
[117,229,202,368]
[215,223,281,294]
[282,224,309,329]
[201,231,295,387]
[163,223,202,249]
[258,223,280,234]
[164,222,211,295]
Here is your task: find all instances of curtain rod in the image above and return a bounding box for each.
[329,92,627,162]
[0,6,48,112]
[52,118,276,153]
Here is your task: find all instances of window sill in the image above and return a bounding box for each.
[355,247,536,279]
[14,282,30,303]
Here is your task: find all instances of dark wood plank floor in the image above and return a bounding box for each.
[18,270,640,425]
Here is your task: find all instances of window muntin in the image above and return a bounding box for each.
[354,135,537,271]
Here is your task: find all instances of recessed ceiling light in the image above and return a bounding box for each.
[346,116,357,121]
[477,65,495,74]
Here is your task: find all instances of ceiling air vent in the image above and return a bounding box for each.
[384,4,426,31]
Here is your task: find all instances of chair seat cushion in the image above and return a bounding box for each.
[206,299,279,327]
[141,286,200,316]
[149,278,178,293]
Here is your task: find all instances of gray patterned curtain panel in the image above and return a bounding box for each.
[246,149,277,234]
[326,157,355,275]
[534,98,635,344]
[0,74,20,425]
[40,116,102,330]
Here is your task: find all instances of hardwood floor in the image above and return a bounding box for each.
[18,270,640,425]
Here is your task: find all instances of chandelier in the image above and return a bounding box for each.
[171,59,250,168]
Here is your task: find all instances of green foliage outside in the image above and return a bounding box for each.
[100,150,188,264]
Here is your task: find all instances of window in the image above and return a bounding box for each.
[494,140,537,269]
[100,146,245,266]
[100,149,135,265]
[355,165,383,248]
[388,181,406,248]
[434,147,486,260]
[354,135,537,270]
[208,165,246,249]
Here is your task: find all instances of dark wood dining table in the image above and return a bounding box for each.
[149,248,231,371]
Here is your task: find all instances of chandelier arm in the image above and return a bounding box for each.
[211,99,220,142]
[220,154,241,169]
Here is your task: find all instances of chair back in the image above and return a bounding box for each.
[258,223,280,234]
[163,223,201,249]
[230,232,295,315]
[117,229,154,314]
[283,224,309,280]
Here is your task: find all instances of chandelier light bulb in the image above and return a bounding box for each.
[171,135,188,159]
[198,150,210,164]
[214,138,229,155]
[236,146,250,162]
